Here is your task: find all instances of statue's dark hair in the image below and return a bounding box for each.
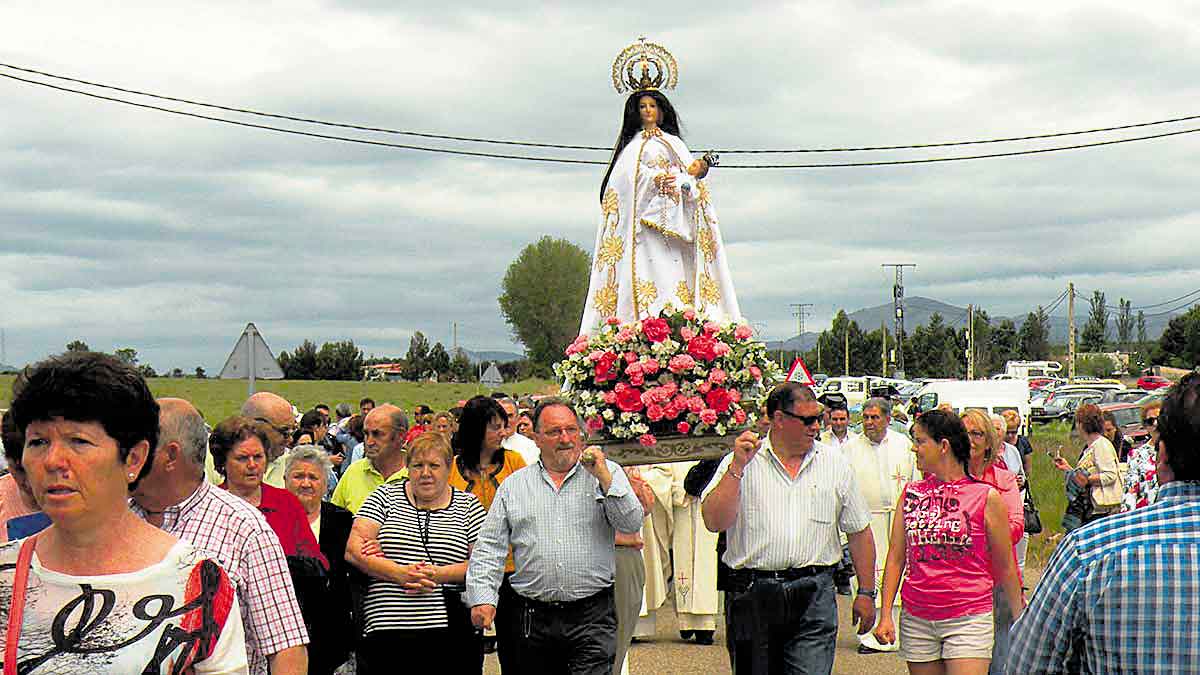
[599,90,683,202]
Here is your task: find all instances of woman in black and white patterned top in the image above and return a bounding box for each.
[346,431,487,674]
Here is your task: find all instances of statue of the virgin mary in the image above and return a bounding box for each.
[579,38,742,336]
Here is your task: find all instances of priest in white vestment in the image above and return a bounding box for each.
[669,461,719,642]
[844,397,918,653]
[634,464,675,638]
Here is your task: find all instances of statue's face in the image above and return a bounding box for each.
[639,95,660,128]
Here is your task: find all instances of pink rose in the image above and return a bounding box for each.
[749,365,763,380]
[629,372,645,387]
[664,404,682,419]
[683,309,697,321]
[616,328,635,343]
[673,394,689,409]
[606,317,621,326]
[624,351,639,364]
[626,362,643,375]
[680,326,697,341]
[662,382,678,398]
[699,409,719,426]
[639,433,658,447]
[586,416,605,433]
[704,321,721,335]
[603,391,618,405]
[708,368,727,385]
[729,389,742,403]
[712,341,731,357]
[642,358,660,374]
[734,324,754,340]
[588,350,605,362]
[646,404,665,422]
[668,354,697,374]
[677,421,691,434]
[641,318,671,343]
[688,396,706,414]
[734,408,748,424]
[698,381,712,394]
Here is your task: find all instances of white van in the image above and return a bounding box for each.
[818,376,870,410]
[1004,360,1063,379]
[911,380,1032,435]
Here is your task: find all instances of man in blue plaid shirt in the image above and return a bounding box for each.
[1008,372,1200,674]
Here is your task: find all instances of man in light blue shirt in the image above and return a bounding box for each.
[467,398,643,675]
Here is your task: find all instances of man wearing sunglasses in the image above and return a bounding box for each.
[702,382,876,675]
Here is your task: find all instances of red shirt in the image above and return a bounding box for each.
[222,482,328,570]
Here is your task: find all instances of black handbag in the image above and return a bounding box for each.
[1023,485,1043,535]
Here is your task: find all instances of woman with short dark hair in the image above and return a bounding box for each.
[2,351,248,673]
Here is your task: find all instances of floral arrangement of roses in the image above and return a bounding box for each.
[554,307,782,446]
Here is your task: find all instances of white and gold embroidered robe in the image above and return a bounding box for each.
[580,129,741,335]
[669,461,718,631]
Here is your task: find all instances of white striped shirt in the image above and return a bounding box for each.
[356,481,486,633]
[702,435,871,570]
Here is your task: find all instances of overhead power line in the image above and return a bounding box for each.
[6,61,1200,154]
[4,68,1200,169]
[1131,287,1200,310]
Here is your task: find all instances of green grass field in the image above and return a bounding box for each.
[0,375,557,424]
[0,373,1085,567]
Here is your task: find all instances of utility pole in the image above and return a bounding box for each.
[790,303,812,366]
[452,322,457,352]
[1068,282,1076,383]
[881,320,888,376]
[967,304,975,380]
[844,324,850,376]
[817,337,822,373]
[882,263,917,379]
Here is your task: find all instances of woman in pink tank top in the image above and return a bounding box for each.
[872,409,1024,674]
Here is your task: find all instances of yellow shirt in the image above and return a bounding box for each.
[449,449,526,572]
[331,458,408,515]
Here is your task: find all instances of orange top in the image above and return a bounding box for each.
[449,449,527,573]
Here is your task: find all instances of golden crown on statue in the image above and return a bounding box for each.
[612,36,678,95]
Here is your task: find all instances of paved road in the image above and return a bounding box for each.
[484,593,909,675]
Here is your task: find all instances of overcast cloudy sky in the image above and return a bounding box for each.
[3,1,1200,371]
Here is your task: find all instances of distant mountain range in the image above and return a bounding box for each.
[0,363,15,374]
[765,295,1178,351]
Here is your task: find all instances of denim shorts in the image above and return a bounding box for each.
[899,609,994,662]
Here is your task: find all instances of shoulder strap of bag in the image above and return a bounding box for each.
[5,534,38,675]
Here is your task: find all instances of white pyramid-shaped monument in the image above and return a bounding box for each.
[219,323,284,380]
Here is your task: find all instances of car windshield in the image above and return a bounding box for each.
[1110,407,1141,427]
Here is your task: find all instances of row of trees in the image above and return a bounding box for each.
[1080,291,1148,352]
[277,340,365,381]
[795,305,1056,380]
[65,340,207,379]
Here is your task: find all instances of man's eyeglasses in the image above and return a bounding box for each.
[255,417,298,437]
[778,409,822,426]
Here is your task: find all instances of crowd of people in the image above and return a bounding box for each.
[0,349,1198,674]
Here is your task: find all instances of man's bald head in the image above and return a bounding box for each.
[157,398,209,477]
[241,392,294,427]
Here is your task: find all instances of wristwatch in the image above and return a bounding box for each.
[856,587,878,599]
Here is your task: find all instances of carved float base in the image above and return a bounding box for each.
[594,432,737,466]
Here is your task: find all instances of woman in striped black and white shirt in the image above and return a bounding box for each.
[346,432,487,674]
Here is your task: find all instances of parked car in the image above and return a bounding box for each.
[1136,375,1172,391]
[1101,389,1149,404]
[1033,391,1104,423]
[1100,402,1152,448]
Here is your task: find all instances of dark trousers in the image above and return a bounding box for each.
[496,575,522,674]
[724,572,838,675]
[361,627,483,674]
[505,586,617,675]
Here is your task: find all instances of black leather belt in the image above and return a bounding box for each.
[730,565,835,585]
[518,585,613,611]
